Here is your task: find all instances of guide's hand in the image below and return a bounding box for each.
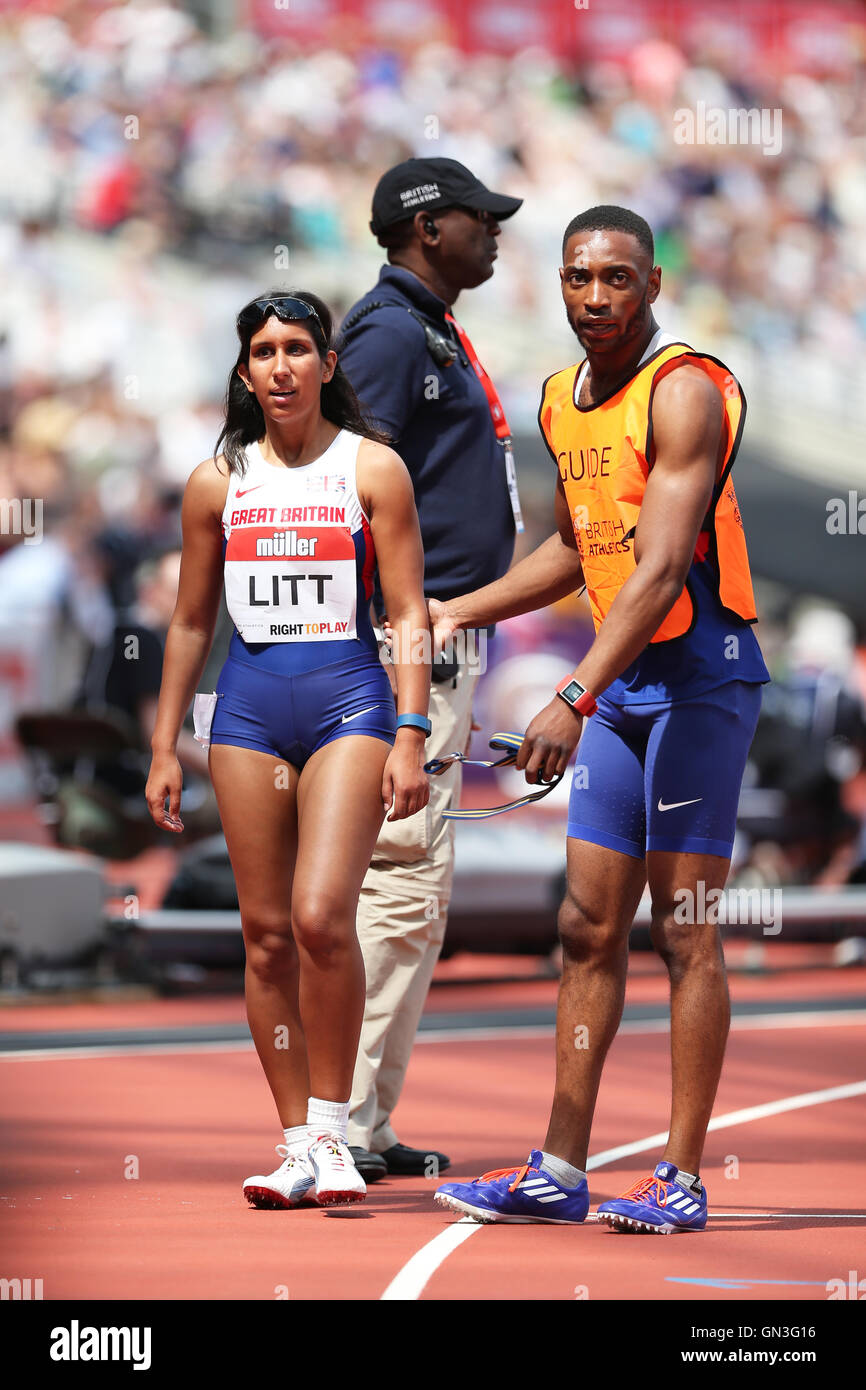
[516,698,582,785]
[426,598,460,657]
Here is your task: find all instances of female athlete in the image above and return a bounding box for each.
[145,290,431,1207]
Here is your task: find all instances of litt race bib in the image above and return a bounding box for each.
[223,517,358,644]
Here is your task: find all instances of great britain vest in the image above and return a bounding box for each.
[221,430,375,644]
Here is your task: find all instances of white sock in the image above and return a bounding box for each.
[675,1168,702,1195]
[540,1151,586,1188]
[306,1096,350,1141]
[282,1124,309,1155]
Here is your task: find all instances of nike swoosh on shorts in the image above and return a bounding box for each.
[657,797,703,812]
[341,705,380,723]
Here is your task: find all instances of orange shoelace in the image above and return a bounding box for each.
[618,1175,668,1206]
[473,1163,536,1193]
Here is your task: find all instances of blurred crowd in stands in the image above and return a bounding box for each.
[1,0,865,886]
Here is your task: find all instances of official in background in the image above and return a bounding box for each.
[338,157,523,1178]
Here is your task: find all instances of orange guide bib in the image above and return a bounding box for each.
[538,341,758,643]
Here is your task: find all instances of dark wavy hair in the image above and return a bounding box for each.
[214,288,390,476]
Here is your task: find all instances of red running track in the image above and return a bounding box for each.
[2,961,865,1301]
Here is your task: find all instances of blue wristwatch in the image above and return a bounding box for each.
[396,712,432,737]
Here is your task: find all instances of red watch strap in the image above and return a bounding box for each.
[556,674,597,717]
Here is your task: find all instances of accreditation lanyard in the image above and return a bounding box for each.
[444,312,524,534]
[424,731,562,819]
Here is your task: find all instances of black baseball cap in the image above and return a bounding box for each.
[370,157,523,236]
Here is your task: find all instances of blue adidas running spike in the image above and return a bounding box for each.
[596,1161,707,1234]
[434,1150,589,1224]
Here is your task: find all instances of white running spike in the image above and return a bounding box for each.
[308,1133,366,1206]
[243,1143,316,1209]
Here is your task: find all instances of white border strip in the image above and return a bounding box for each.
[2,1007,865,1061]
[379,1077,866,1300]
[416,1008,866,1044]
[0,1039,256,1061]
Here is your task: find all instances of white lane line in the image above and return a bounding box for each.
[378,1219,481,1302]
[587,1078,866,1168]
[728,1008,866,1031]
[579,1211,866,1220]
[686,1212,866,1219]
[379,1077,866,1301]
[1,1008,865,1061]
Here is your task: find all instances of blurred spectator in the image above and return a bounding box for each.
[0,1,863,446]
[74,544,219,825]
[747,604,866,882]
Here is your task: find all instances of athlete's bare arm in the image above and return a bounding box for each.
[357,439,430,820]
[145,457,229,830]
[429,476,584,649]
[517,365,724,784]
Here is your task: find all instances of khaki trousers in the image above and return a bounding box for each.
[348,662,478,1152]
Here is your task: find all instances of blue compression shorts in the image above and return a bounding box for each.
[209,650,397,767]
[567,680,763,860]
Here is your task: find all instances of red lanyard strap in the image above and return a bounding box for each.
[444,312,511,441]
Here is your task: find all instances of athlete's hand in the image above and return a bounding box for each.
[516,697,583,785]
[382,734,430,821]
[145,753,185,833]
[426,598,460,657]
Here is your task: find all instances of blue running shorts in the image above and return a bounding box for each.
[567,680,763,859]
[209,651,397,767]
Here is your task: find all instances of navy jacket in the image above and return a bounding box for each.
[338,265,515,606]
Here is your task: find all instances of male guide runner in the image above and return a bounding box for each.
[432,206,769,1231]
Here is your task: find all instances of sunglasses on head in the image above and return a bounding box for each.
[237,297,323,331]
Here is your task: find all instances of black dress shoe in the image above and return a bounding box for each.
[349,1147,388,1182]
[381,1143,451,1176]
